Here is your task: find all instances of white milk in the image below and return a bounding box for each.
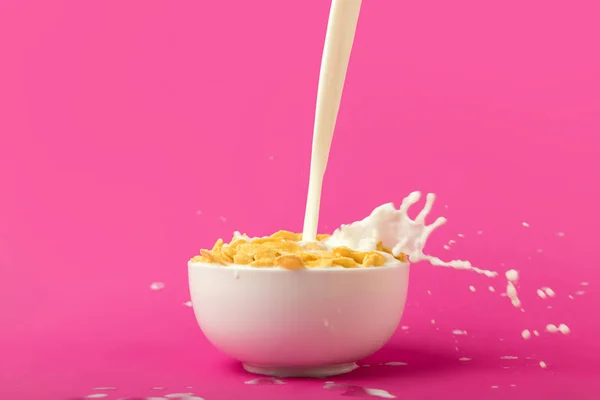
[324,193,497,276]
[302,0,362,242]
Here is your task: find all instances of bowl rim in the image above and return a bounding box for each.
[187,259,409,272]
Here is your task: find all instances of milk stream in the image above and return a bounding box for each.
[302,0,362,242]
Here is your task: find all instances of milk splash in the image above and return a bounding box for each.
[244,377,286,385]
[323,382,396,398]
[325,192,497,277]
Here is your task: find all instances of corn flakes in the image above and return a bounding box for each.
[332,256,359,268]
[191,231,407,269]
[276,254,304,270]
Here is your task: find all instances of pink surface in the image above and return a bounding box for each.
[1,0,599,399]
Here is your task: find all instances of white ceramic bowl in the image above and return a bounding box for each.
[188,261,409,378]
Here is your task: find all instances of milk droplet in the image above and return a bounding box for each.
[521,329,531,340]
[510,384,517,387]
[219,216,227,222]
[269,156,274,160]
[448,240,456,245]
[543,287,556,297]
[323,383,396,398]
[183,301,193,307]
[245,378,286,385]
[489,286,496,292]
[196,210,202,215]
[557,232,565,237]
[581,282,589,286]
[536,248,543,253]
[539,361,548,368]
[92,387,116,391]
[458,357,471,361]
[364,389,396,398]
[558,324,570,335]
[443,245,450,250]
[568,295,575,299]
[505,269,519,282]
[522,222,530,227]
[457,233,465,238]
[533,330,540,336]
[427,290,432,295]
[477,230,483,235]
[167,397,203,400]
[152,387,165,390]
[500,356,518,360]
[575,290,586,296]
[150,282,165,291]
[509,296,521,307]
[401,326,409,330]
[166,393,204,400]
[384,362,407,366]
[85,395,107,399]
[491,386,499,389]
[537,289,547,299]
[431,319,436,324]
[506,281,521,308]
[452,329,467,335]
[469,285,476,292]
[546,324,558,333]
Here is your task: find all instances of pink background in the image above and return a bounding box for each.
[1,0,599,399]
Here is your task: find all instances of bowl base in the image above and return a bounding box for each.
[242,362,359,378]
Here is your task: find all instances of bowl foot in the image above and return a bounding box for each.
[242,362,359,378]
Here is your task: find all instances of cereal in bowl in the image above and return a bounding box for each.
[190,230,407,270]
